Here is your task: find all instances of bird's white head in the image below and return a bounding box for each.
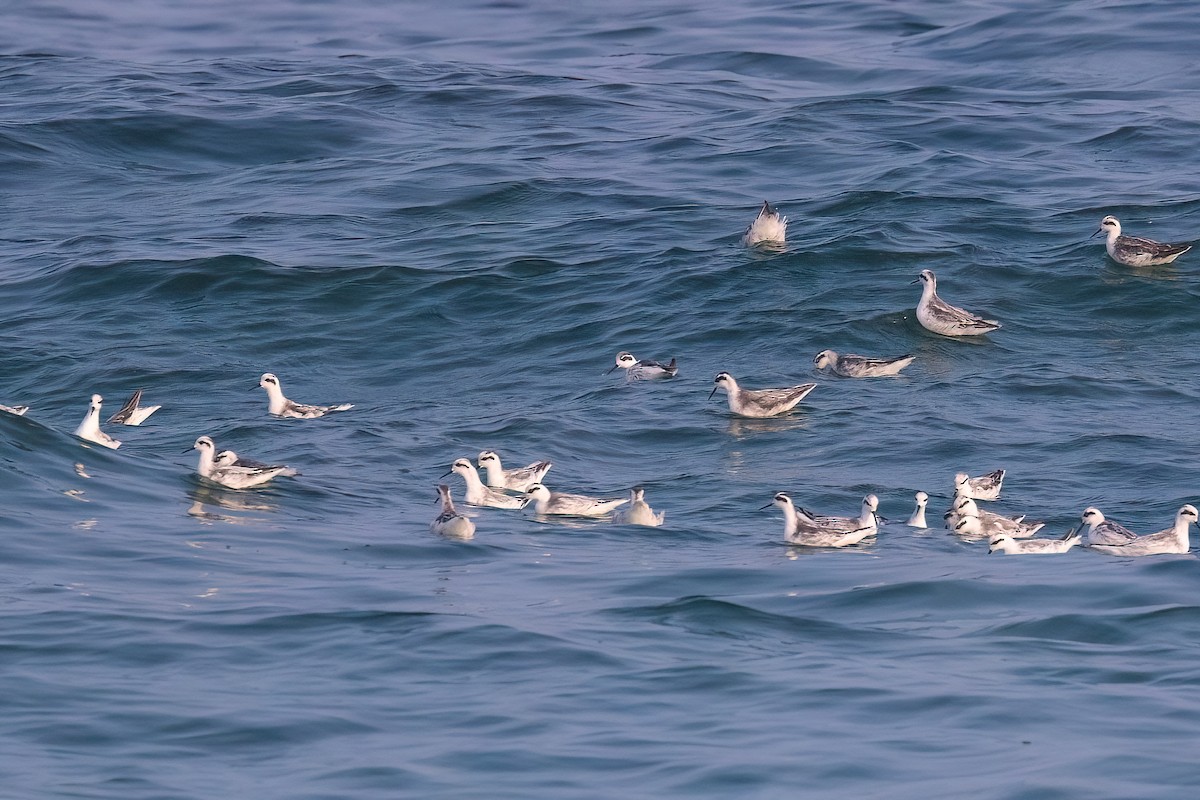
[813,350,836,370]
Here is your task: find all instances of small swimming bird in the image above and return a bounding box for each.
[257,373,353,419]
[1093,215,1191,266]
[912,269,1001,337]
[477,450,552,492]
[765,492,877,547]
[709,372,816,418]
[742,200,787,246]
[107,388,161,426]
[1078,507,1138,547]
[192,436,296,489]
[431,484,476,539]
[813,350,914,378]
[612,486,665,527]
[73,394,120,449]
[952,497,1044,539]
[443,458,524,509]
[214,449,299,476]
[522,484,628,517]
[606,351,679,381]
[0,404,29,416]
[805,494,882,533]
[989,529,1082,555]
[1085,505,1198,556]
[954,469,1005,501]
[906,491,929,529]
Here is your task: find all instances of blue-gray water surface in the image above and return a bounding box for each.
[3,1,1200,797]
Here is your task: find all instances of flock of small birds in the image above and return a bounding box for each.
[2,205,1192,554]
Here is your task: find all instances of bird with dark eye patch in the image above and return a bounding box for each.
[442,458,524,509]
[709,371,815,418]
[606,351,678,381]
[1093,215,1191,266]
[813,349,914,378]
[911,269,1000,337]
[431,484,475,539]
[1085,505,1198,556]
[256,372,354,419]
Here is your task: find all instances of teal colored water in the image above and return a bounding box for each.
[3,1,1200,797]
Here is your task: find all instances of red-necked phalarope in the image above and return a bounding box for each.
[606,351,678,381]
[953,469,1005,501]
[1093,215,1191,266]
[612,486,665,527]
[477,450,552,492]
[257,373,353,419]
[951,497,1043,539]
[1083,505,1197,555]
[444,458,524,509]
[521,484,628,517]
[709,372,816,418]
[73,394,120,449]
[764,492,877,547]
[192,436,297,489]
[0,404,29,416]
[989,529,1082,555]
[912,269,1001,337]
[107,388,160,426]
[813,350,914,378]
[742,200,787,247]
[432,484,476,539]
[1078,507,1138,547]
[906,491,928,529]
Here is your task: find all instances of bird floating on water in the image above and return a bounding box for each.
[813,350,914,378]
[1083,505,1198,556]
[907,491,929,529]
[989,530,1081,555]
[1093,215,1191,266]
[192,435,297,489]
[257,372,353,419]
[709,372,815,418]
[431,484,476,539]
[73,394,120,449]
[107,388,160,426]
[742,200,787,247]
[954,469,1005,501]
[606,351,678,381]
[912,269,1001,337]
[444,458,524,509]
[612,486,665,527]
[476,450,552,493]
[521,484,628,517]
[765,492,879,547]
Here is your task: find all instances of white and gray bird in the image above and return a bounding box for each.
[192,436,297,490]
[73,394,120,449]
[606,351,678,381]
[813,350,914,378]
[1086,505,1198,556]
[0,404,29,416]
[431,484,476,539]
[709,372,816,418]
[1078,507,1139,547]
[742,200,787,247]
[612,486,665,527]
[765,492,877,548]
[954,469,1006,501]
[444,458,524,509]
[107,388,161,426]
[1093,215,1191,267]
[257,372,353,419]
[522,484,628,517]
[476,450,552,492]
[906,491,929,529]
[989,529,1082,555]
[912,269,1001,337]
[951,497,1044,539]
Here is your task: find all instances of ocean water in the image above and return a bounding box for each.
[3,0,1200,796]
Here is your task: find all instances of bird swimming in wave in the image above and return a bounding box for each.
[742,201,787,247]
[431,484,476,539]
[912,269,1001,337]
[813,350,914,378]
[606,351,678,381]
[257,373,353,419]
[1093,215,1191,266]
[709,372,815,418]
[73,394,120,449]
[107,388,160,426]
